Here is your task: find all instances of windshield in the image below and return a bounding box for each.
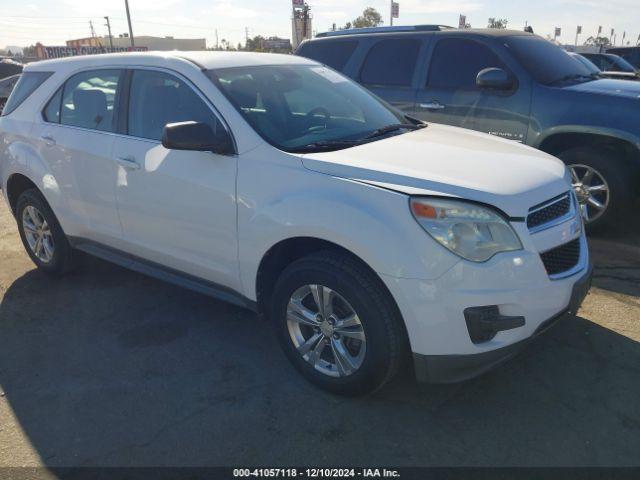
[605,54,636,73]
[207,64,409,152]
[570,54,601,74]
[504,35,595,85]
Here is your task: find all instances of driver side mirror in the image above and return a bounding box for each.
[476,68,514,91]
[162,121,234,155]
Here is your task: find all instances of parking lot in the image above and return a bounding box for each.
[0,199,638,467]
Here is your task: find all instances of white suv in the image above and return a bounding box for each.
[0,52,592,395]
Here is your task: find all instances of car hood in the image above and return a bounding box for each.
[299,124,570,218]
[563,78,640,98]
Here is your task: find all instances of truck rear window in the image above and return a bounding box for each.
[1,71,52,116]
[297,41,358,71]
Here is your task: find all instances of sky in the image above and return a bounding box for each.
[1,0,639,51]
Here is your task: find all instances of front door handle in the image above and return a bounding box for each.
[419,101,446,110]
[41,134,56,146]
[116,156,141,170]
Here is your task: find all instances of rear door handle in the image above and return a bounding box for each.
[419,101,446,110]
[41,134,56,146]
[116,156,141,170]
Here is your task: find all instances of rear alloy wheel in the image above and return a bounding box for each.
[16,188,75,275]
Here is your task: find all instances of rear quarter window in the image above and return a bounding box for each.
[1,71,52,116]
[297,40,358,71]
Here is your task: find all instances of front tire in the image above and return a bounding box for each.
[558,146,633,230]
[271,251,407,396]
[16,189,74,275]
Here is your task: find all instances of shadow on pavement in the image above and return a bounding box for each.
[0,255,639,467]
[589,227,640,298]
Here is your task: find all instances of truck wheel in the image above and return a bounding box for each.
[558,146,632,230]
[271,250,407,396]
[15,189,75,275]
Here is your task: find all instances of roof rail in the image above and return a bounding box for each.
[315,25,453,38]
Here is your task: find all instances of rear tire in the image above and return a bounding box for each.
[271,250,407,396]
[16,189,75,275]
[557,146,633,231]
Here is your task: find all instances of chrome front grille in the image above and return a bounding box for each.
[527,192,573,232]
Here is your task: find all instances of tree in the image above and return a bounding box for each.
[584,36,610,47]
[487,18,508,29]
[342,7,382,30]
[245,35,266,52]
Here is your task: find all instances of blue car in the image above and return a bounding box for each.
[297,26,640,229]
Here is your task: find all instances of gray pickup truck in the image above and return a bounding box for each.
[296,26,640,229]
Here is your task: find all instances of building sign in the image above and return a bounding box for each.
[263,39,292,50]
[36,43,147,60]
[292,0,304,7]
[554,27,561,37]
[391,2,399,18]
[458,14,467,29]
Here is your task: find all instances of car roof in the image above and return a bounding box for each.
[25,51,316,72]
[309,27,532,41]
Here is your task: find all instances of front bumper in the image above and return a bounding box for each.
[413,262,593,383]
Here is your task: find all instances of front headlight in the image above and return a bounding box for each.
[410,197,522,262]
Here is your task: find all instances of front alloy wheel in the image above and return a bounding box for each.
[271,251,406,395]
[287,284,366,378]
[569,163,610,224]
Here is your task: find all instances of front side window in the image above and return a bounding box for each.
[60,69,122,132]
[428,38,505,89]
[360,39,420,87]
[208,64,408,152]
[128,69,226,142]
[1,71,51,116]
[504,35,594,85]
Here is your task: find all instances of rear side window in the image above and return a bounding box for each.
[360,39,420,87]
[428,38,504,89]
[43,87,63,123]
[297,41,358,71]
[60,69,122,132]
[1,71,51,116]
[128,69,227,142]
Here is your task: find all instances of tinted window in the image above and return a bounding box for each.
[428,38,504,89]
[1,71,51,116]
[360,39,420,87]
[43,87,63,123]
[128,69,225,142]
[61,69,122,132]
[208,64,405,152]
[297,41,358,71]
[504,35,593,85]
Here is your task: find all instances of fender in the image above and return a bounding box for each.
[236,160,461,301]
[531,124,640,165]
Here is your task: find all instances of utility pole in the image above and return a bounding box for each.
[104,16,114,49]
[124,0,135,47]
[215,29,219,50]
[390,0,393,26]
[245,27,249,47]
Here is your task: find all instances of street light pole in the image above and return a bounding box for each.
[104,16,114,49]
[124,0,135,47]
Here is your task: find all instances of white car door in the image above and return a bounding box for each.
[33,68,125,242]
[111,68,240,291]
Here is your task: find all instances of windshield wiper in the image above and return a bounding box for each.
[364,122,426,140]
[288,139,360,153]
[549,73,598,85]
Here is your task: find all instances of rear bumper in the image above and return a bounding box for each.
[413,262,593,383]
